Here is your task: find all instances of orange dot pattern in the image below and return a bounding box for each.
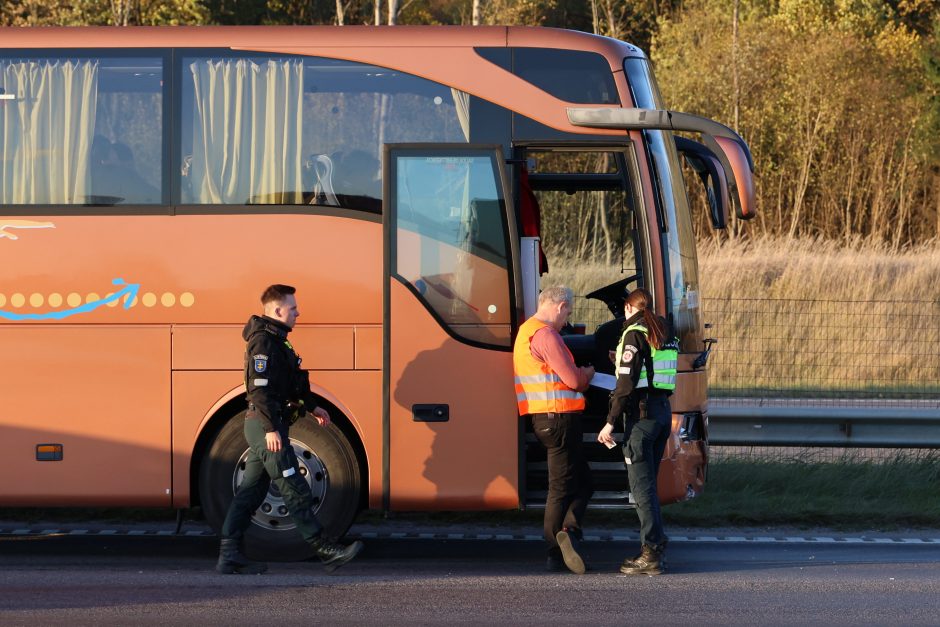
[0,291,197,311]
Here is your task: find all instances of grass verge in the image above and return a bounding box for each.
[3,454,939,531]
[662,451,940,530]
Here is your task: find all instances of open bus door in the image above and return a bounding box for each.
[382,145,521,512]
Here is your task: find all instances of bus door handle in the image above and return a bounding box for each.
[412,404,449,422]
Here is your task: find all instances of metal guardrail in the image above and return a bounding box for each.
[709,399,940,448]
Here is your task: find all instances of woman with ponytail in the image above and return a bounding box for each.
[598,287,677,575]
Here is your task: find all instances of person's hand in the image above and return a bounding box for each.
[312,406,331,427]
[608,350,616,363]
[577,365,595,392]
[597,422,616,447]
[265,431,282,452]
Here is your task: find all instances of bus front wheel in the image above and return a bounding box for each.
[198,410,362,561]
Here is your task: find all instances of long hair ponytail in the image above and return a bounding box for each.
[625,288,665,349]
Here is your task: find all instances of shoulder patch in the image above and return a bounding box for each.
[253,354,269,373]
[622,345,639,362]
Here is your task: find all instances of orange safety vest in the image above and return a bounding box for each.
[513,317,586,415]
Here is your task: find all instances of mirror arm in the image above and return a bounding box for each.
[692,337,717,371]
[567,107,755,220]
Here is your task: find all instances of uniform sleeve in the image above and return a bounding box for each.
[298,368,320,413]
[606,329,646,424]
[246,333,283,432]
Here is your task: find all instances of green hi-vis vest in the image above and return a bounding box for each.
[615,323,678,391]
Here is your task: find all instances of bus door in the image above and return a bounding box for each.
[383,145,520,511]
[516,146,648,508]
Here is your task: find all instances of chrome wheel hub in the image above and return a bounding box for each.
[232,439,329,532]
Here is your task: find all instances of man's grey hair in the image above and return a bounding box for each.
[538,286,573,307]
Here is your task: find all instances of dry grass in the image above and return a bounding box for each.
[700,237,940,396]
[699,236,940,304]
[539,255,635,324]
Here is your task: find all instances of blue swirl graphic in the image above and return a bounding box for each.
[0,278,141,321]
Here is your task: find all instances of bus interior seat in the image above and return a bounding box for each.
[305,153,339,206]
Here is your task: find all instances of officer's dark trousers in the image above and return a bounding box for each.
[532,412,594,554]
[221,418,323,544]
[623,394,671,551]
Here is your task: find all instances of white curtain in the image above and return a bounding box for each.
[0,60,97,204]
[451,88,470,142]
[189,59,304,204]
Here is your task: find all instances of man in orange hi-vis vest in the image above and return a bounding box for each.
[513,286,595,574]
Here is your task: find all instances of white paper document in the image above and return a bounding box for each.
[589,372,616,390]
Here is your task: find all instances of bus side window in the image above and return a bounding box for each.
[1,56,162,206]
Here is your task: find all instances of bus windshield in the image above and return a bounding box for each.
[624,57,703,350]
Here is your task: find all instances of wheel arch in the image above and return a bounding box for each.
[188,382,369,512]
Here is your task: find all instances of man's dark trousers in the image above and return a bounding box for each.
[532,412,593,552]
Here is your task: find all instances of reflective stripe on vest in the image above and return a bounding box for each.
[618,323,678,391]
[512,317,585,415]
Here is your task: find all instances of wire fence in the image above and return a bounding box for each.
[574,295,940,461]
[705,297,940,401]
[573,296,940,402]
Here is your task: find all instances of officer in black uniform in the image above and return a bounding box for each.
[216,284,363,574]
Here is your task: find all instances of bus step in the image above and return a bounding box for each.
[524,490,634,510]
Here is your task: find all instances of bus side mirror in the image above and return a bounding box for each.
[709,134,756,221]
[674,136,728,230]
[566,107,757,221]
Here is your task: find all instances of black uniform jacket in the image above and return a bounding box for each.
[243,314,319,433]
[606,311,666,425]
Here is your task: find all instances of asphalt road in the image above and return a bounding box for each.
[1,528,939,625]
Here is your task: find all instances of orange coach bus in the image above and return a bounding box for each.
[0,26,754,556]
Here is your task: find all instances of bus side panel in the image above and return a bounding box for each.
[171,370,242,507]
[672,365,707,414]
[170,324,379,507]
[171,325,356,371]
[309,370,382,508]
[388,280,518,510]
[0,214,382,328]
[0,326,171,505]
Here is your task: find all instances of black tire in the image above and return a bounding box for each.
[198,410,361,561]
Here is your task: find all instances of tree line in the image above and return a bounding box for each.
[4,0,940,246]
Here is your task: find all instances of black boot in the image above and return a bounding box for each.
[311,537,364,573]
[555,528,586,575]
[216,538,268,575]
[546,548,566,572]
[619,545,664,575]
